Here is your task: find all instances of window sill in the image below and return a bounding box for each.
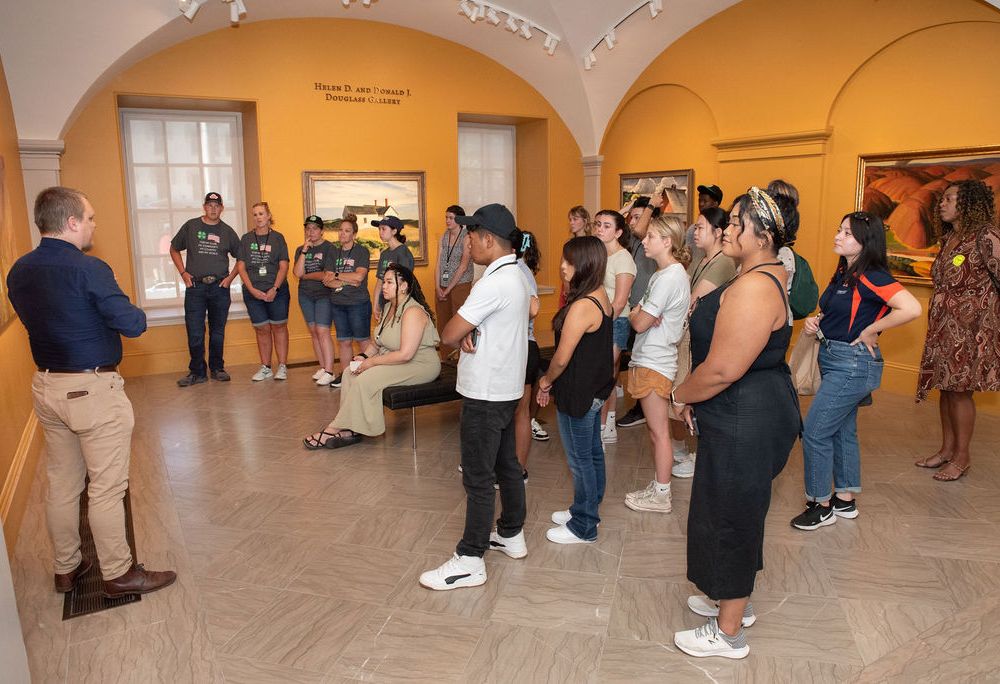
[145,305,248,327]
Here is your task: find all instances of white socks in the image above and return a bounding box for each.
[655,480,671,494]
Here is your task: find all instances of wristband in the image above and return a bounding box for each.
[358,353,368,359]
[670,388,685,407]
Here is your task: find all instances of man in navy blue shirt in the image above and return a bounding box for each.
[7,186,176,599]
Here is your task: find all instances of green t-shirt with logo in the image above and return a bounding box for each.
[238,230,290,291]
[170,218,240,279]
[294,240,333,299]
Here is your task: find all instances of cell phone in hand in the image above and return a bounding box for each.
[688,414,700,437]
[470,328,479,347]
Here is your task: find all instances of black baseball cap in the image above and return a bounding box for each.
[204,192,223,205]
[455,203,518,240]
[304,214,324,227]
[371,215,403,231]
[696,184,723,203]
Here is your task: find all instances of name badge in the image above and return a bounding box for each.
[441,270,451,285]
[258,266,268,276]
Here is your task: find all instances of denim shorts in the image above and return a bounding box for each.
[298,292,333,328]
[243,285,290,327]
[612,316,630,350]
[331,300,372,341]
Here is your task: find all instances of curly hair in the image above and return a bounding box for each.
[936,179,996,240]
[379,263,435,330]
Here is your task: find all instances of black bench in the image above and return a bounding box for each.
[382,362,461,455]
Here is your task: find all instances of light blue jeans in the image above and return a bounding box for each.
[556,398,605,540]
[802,339,883,502]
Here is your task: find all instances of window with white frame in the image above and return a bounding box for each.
[120,108,247,321]
[458,123,516,212]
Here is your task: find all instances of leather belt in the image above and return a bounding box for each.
[197,275,224,284]
[39,365,118,374]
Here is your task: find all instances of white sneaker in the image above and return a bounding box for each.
[601,422,618,444]
[551,509,571,525]
[315,371,335,386]
[489,529,527,559]
[625,481,672,513]
[546,524,595,545]
[418,553,487,591]
[672,439,690,463]
[672,457,696,479]
[530,419,549,441]
[312,368,325,380]
[251,365,273,382]
[274,364,288,381]
[687,595,756,627]
[674,618,749,659]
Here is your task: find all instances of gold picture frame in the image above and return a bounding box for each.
[856,146,1000,285]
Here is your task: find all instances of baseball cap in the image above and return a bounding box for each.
[455,203,518,240]
[304,214,324,227]
[204,192,223,205]
[371,215,403,231]
[696,184,723,203]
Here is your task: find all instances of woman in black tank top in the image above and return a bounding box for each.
[537,237,615,544]
[670,188,801,660]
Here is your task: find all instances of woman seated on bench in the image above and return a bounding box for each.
[304,263,441,449]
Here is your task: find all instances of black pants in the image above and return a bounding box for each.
[456,397,524,557]
[184,282,231,376]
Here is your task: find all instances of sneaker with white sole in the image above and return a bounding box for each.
[616,405,646,427]
[418,553,487,590]
[625,481,672,513]
[530,419,549,441]
[312,368,325,380]
[274,364,288,381]
[251,365,273,382]
[489,529,527,558]
[831,495,859,519]
[551,509,571,525]
[329,374,343,389]
[674,618,750,659]
[672,457,695,479]
[601,421,618,444]
[315,371,335,386]
[687,596,756,627]
[546,524,595,545]
[790,501,837,530]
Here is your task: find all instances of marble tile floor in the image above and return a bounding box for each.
[10,365,1000,682]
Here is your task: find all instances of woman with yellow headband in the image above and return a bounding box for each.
[670,187,800,660]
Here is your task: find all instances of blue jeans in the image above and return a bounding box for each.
[331,300,372,341]
[298,292,333,327]
[802,339,883,502]
[557,398,606,540]
[183,282,231,376]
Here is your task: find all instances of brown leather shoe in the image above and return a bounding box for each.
[54,557,93,593]
[102,563,177,598]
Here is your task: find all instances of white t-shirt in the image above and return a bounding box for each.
[629,263,691,380]
[456,254,530,400]
[516,258,538,342]
[602,248,637,318]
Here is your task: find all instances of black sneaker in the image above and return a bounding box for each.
[617,404,646,427]
[790,502,836,530]
[831,495,858,519]
[210,369,231,382]
[522,469,529,484]
[329,374,343,388]
[177,373,207,387]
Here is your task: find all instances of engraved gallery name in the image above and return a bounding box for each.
[314,82,411,105]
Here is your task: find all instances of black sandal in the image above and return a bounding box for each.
[329,431,364,449]
[303,430,338,450]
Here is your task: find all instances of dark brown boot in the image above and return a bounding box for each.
[102,564,177,598]
[54,557,92,593]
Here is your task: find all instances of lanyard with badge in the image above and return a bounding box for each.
[334,245,351,293]
[254,230,271,277]
[441,229,464,285]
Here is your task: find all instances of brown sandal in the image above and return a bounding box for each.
[933,462,970,482]
[915,454,950,469]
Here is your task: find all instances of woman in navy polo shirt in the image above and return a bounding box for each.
[791,211,920,531]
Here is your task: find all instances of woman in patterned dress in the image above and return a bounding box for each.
[916,179,1000,481]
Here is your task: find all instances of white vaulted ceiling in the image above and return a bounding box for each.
[0,0,742,155]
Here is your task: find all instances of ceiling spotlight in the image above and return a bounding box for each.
[604,29,616,50]
[228,0,246,23]
[486,7,500,24]
[362,0,372,5]
[519,21,532,39]
[474,2,486,20]
[543,34,558,55]
[341,0,350,5]
[179,0,207,21]
[584,51,597,70]
[505,13,519,32]
[649,0,663,18]
[459,0,474,20]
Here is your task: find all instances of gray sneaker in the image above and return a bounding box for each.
[251,365,273,382]
[177,373,207,387]
[625,481,672,513]
[672,456,695,479]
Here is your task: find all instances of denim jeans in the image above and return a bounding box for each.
[556,398,605,540]
[184,282,231,376]
[802,339,883,502]
[457,398,525,557]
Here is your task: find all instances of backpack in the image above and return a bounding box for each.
[788,250,819,320]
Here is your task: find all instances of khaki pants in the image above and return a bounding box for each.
[435,280,473,337]
[31,371,134,580]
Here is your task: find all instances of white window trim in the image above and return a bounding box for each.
[458,122,517,213]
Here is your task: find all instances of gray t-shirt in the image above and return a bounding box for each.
[238,230,289,291]
[170,218,240,279]
[329,243,371,305]
[294,240,333,299]
[628,233,658,308]
[375,244,415,308]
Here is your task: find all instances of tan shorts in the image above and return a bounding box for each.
[628,366,673,400]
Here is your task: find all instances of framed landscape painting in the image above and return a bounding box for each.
[856,146,1000,284]
[620,169,694,227]
[302,170,427,266]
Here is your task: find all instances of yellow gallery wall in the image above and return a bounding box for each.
[0,56,42,549]
[601,0,1000,414]
[60,18,582,375]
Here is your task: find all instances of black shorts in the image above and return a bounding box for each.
[525,340,541,386]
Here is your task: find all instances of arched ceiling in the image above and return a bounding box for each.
[0,0,743,156]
